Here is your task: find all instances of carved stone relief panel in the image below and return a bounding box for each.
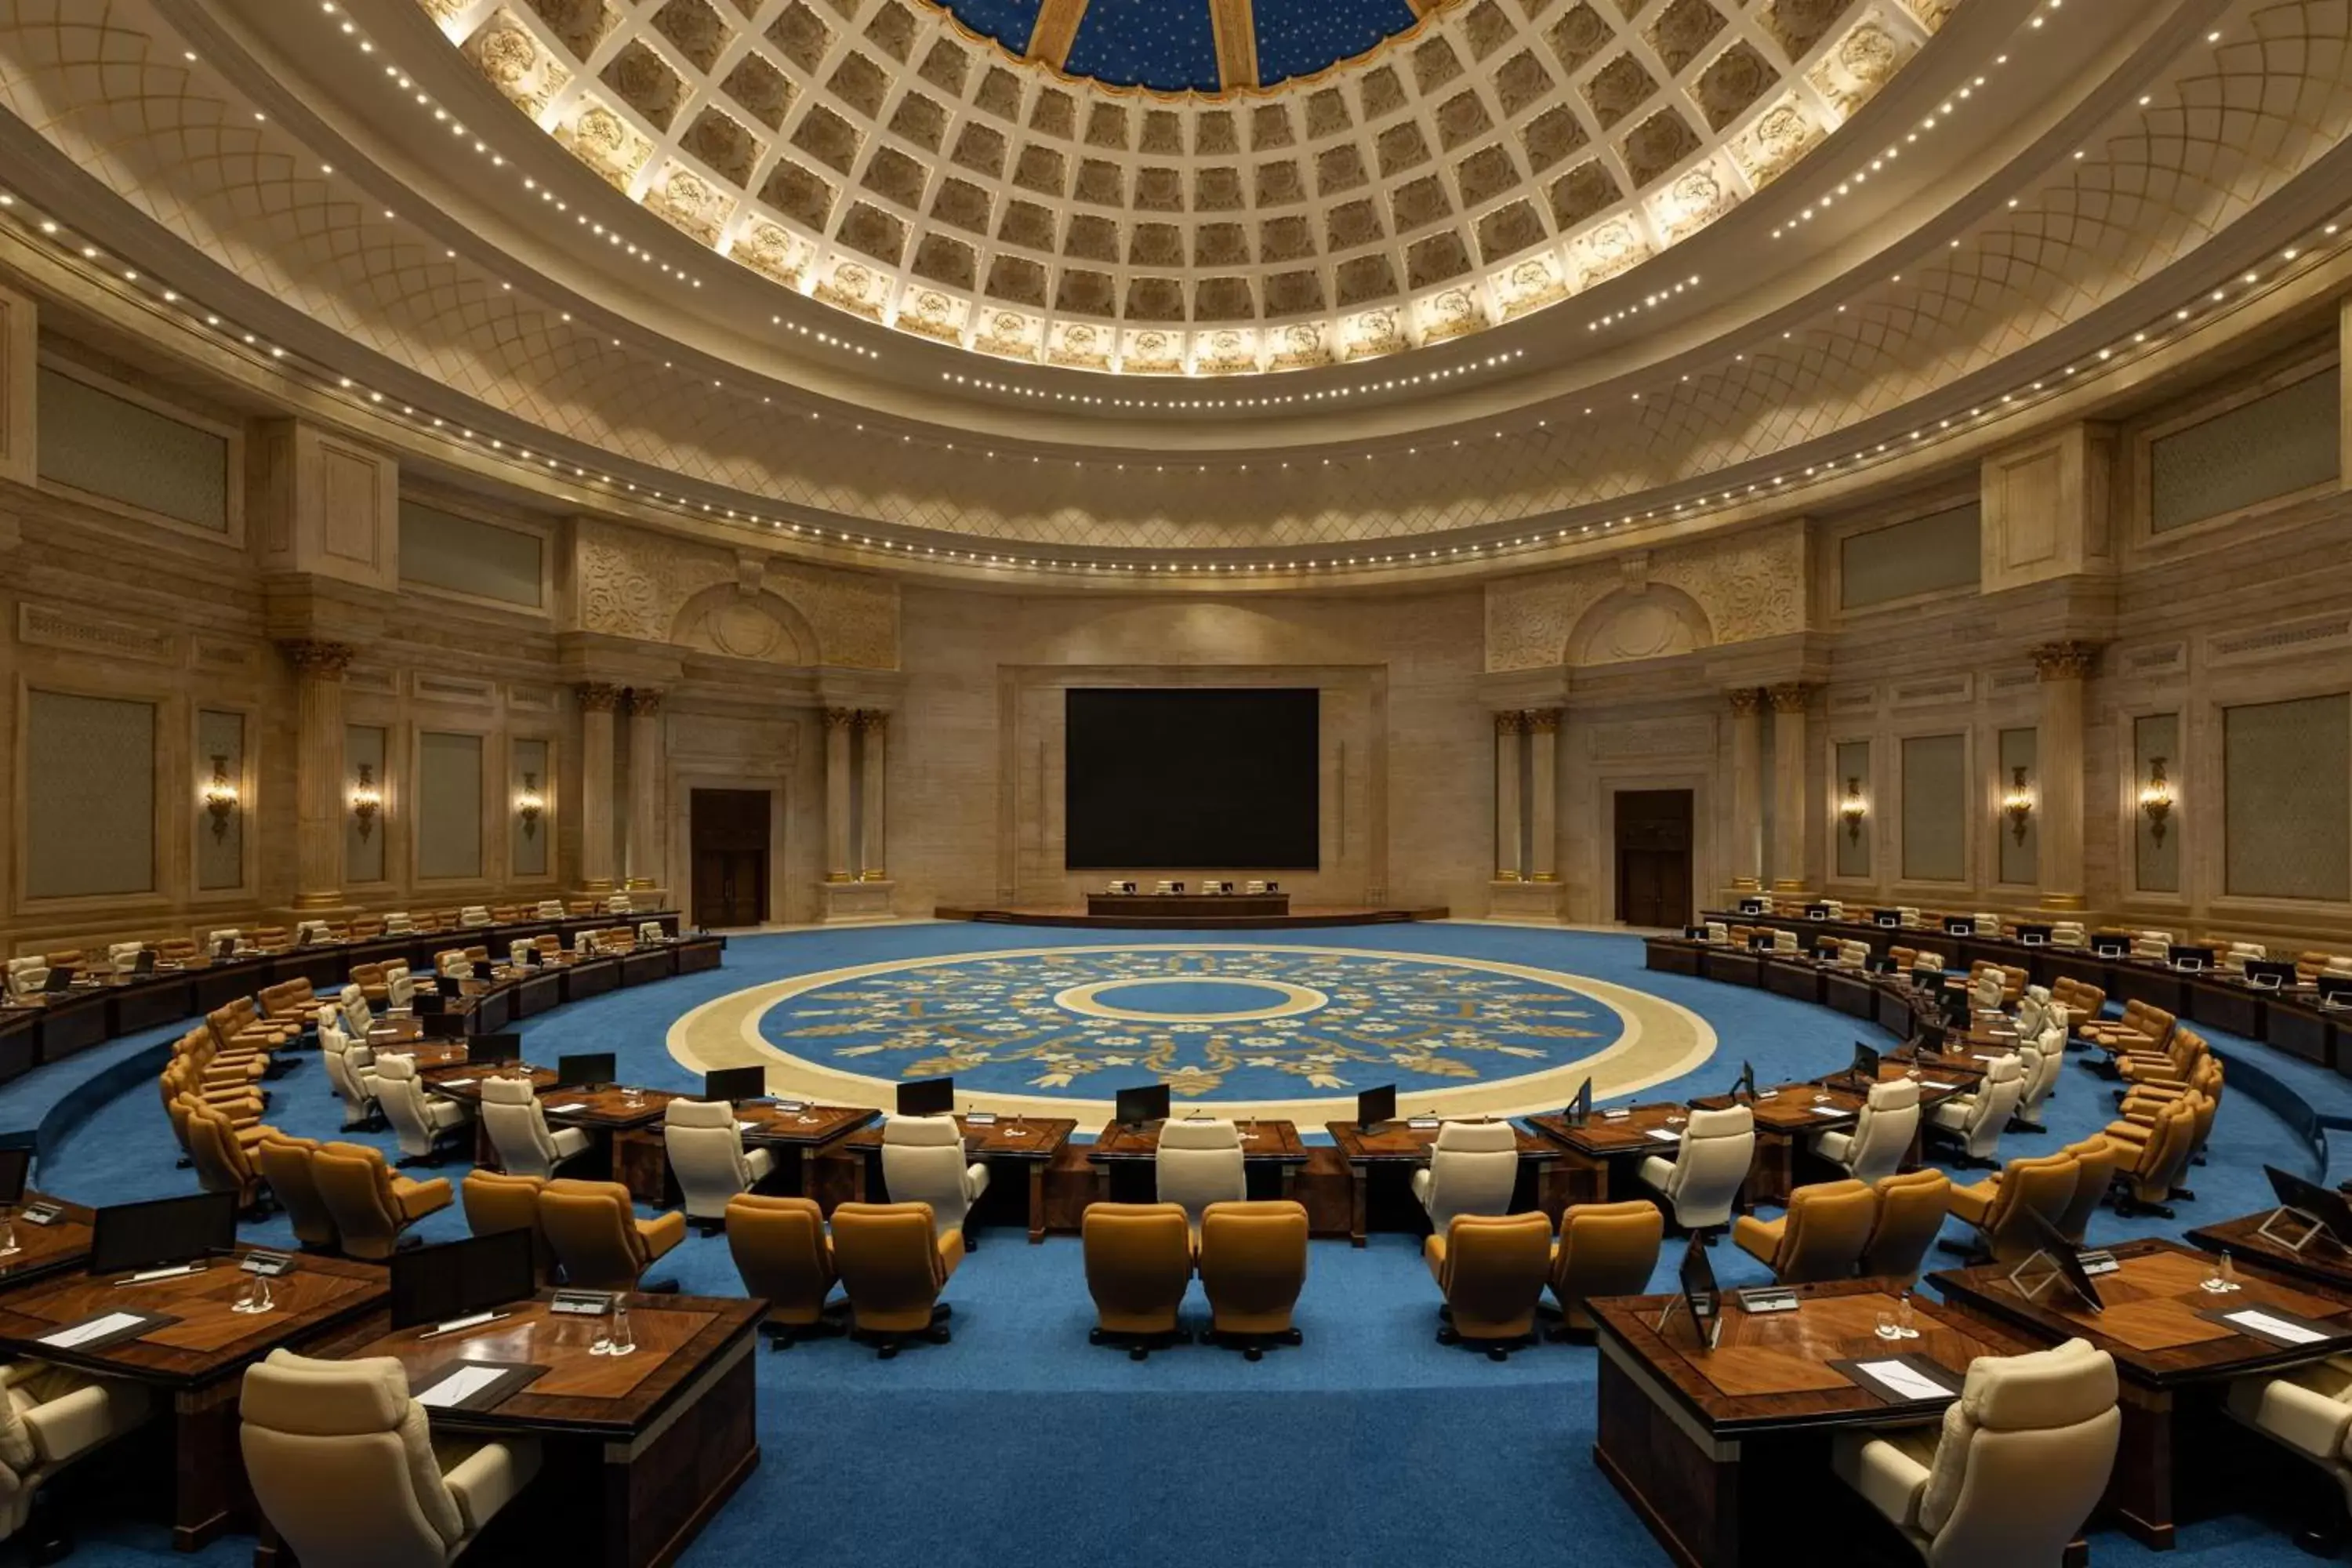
[572,519,898,668]
[1484,522,1806,671]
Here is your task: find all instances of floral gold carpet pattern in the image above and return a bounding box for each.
[671,942,1715,1120]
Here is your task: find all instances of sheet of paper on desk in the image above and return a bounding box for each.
[1645,1128,1682,1142]
[1923,1080,1962,1091]
[42,1312,146,1348]
[544,1102,590,1115]
[417,1365,510,1408]
[738,1121,760,1133]
[1855,1359,1952,1401]
[1806,1105,1846,1116]
[438,1076,476,1087]
[2226,1309,2330,1345]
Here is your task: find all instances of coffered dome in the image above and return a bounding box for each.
[420,0,1954,372]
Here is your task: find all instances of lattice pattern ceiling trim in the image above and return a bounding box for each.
[417,0,1951,371]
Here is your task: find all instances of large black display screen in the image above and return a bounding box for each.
[1064,689,1319,869]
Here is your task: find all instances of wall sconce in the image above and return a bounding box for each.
[1840,776,1867,843]
[516,771,544,840]
[350,763,381,841]
[202,754,238,842]
[2002,766,2035,846]
[2140,757,2173,846]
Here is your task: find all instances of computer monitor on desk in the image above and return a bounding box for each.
[89,1192,238,1276]
[898,1076,954,1118]
[41,967,73,994]
[1846,1041,1881,1090]
[1748,933,1776,953]
[1356,1084,1396,1134]
[1943,916,1976,938]
[704,1065,768,1104]
[1563,1078,1592,1127]
[2262,1165,2352,1253]
[467,1033,521,1067]
[2015,924,2053,946]
[2170,945,2215,973]
[1669,1237,1722,1348]
[2008,1206,2105,1312]
[390,1230,537,1331]
[557,1052,615,1089]
[1873,910,1901,927]
[0,1149,29,1207]
[2245,960,2297,990]
[2320,978,2352,1010]
[2092,935,2131,959]
[1116,1083,1171,1130]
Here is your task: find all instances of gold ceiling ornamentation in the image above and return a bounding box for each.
[419,0,1947,372]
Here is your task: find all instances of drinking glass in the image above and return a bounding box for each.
[0,1207,18,1259]
[232,1272,274,1316]
[1898,1290,1920,1339]
[606,1300,636,1358]
[1874,1305,1903,1341]
[2201,1252,2240,1294]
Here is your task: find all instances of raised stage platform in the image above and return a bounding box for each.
[934,902,1447,931]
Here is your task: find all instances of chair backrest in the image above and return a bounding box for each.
[1197,1200,1308,1334]
[310,1142,408,1261]
[384,912,416,935]
[240,1351,466,1564]
[1660,1105,1755,1229]
[459,906,492,927]
[726,1195,836,1326]
[2121,1097,2201,1205]
[1423,1120,1520,1229]
[879,1113,982,1236]
[830,1201,949,1328]
[1954,1056,2026,1160]
[538,1180,651,1290]
[1981,1153,2080,1264]
[1082,1202,1193,1335]
[1838,940,1871,968]
[535,899,566,920]
[665,1099,757,1219]
[1842,1079,1921,1185]
[460,1170,550,1280]
[2018,1037,2066,1120]
[1435,1211,1554,1338]
[1861,1169,1952,1280]
[186,1105,259,1200]
[371,1056,447,1160]
[2051,1137,2119,1246]
[1769,1179,1878,1283]
[1551,1200,1664,1330]
[1916,1338,2120,1567]
[1156,1119,1247,1226]
[481,1076,564,1178]
[256,1137,337,1250]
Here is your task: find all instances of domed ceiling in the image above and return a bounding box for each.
[419,0,1955,372]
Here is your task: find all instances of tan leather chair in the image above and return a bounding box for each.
[1946,1150,2079,1265]
[0,1359,151,1553]
[2103,1094,2201,1220]
[829,1200,960,1357]
[2117,1023,2205,1087]
[186,1103,276,1212]
[725,1195,840,1348]
[310,1142,453,1262]
[1832,1338,2118,1566]
[537,1180,685,1291]
[459,1171,551,1284]
[1426,1211,1552,1359]
[241,1350,540,1567]
[2049,1135,2122,1247]
[1082,1202,1193,1359]
[1860,1170,1952,1283]
[1548,1200,1663,1335]
[255,1136,339,1252]
[1732,1178,1877,1284]
[2049,977,2106,1022]
[1197,1200,1308,1360]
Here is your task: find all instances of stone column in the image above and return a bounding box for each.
[280,639,355,912]
[1527,710,1560,883]
[1768,683,1813,894]
[624,688,664,891]
[856,710,890,880]
[575,683,622,894]
[823,708,855,883]
[1493,710,1524,881]
[1727,688,1765,890]
[2033,641,2099,913]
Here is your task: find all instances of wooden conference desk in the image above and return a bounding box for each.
[301,1290,764,1568]
[1323,1120,1558,1247]
[1088,1119,1309,1203]
[2187,1210,2352,1294]
[1931,1236,2352,1548]
[1592,1278,2035,1568]
[0,1194,96,1290]
[836,1114,1077,1243]
[0,1248,387,1548]
[1085,891,1289,923]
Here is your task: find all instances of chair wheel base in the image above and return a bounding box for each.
[1090,1325,1189,1359]
[1206,1327,1300,1361]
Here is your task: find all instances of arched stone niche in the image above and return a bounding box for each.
[1568,584,1714,667]
[670,583,819,666]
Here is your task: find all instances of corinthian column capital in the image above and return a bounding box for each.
[278,638,356,679]
[2031,641,2101,681]
[575,681,624,713]
[1766,682,1813,713]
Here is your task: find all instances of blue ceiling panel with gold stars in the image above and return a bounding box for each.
[1062,0,1221,93]
[1252,0,1420,88]
[935,0,1426,94]
[947,0,1049,60]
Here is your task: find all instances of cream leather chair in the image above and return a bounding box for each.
[1897,906,1923,927]
[2225,1354,2352,1544]
[1836,939,1871,969]
[479,1077,591,1181]
[336,983,376,1040]
[321,1026,382,1131]
[3,959,45,1002]
[2050,920,2087,949]
[1968,969,2003,1014]
[1813,1078,1920,1185]
[1548,1201,1664,1334]
[205,929,243,956]
[637,921,666,946]
[603,892,633,915]
[241,1350,539,1567]
[664,1099,775,1225]
[1082,1202,1194,1359]
[534,899,566,920]
[1636,1105,1754,1231]
[1155,1119,1246,1234]
[1772,927,1800,954]
[537,1181,686,1292]
[2222,940,2267,974]
[1427,1211,1553,1359]
[878,1114,989,1243]
[384,911,416,936]
[1410,1120,1519,1232]
[435,949,474,982]
[1733,1178,1878,1284]
[310,1142,454,1261]
[1703,920,1730,943]
[107,941,146,977]
[1928,1054,2025,1167]
[0,1359,151,1553]
[1832,1339,2118,1567]
[376,1056,470,1164]
[2016,985,2051,1036]
[458,906,493,929]
[727,1194,840,1348]
[383,964,419,1011]
[2013,1027,2067,1131]
[2133,929,2174,960]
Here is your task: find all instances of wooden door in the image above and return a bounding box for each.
[1614,790,1693,929]
[690,789,771,927]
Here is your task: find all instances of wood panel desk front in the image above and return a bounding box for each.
[835,1115,1077,1242]
[303,1291,763,1568]
[1322,1120,1558,1246]
[1526,1104,1693,1205]
[0,1249,387,1548]
[1591,1279,2035,1568]
[1931,1237,2352,1548]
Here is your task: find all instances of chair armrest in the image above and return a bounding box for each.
[1830,1428,1931,1532]
[441,1439,542,1537]
[2228,1373,2352,1465]
[22,1378,148,1466]
[1946,1179,1999,1227]
[637,1210,688,1261]
[393,1177,454,1221]
[1731,1214,1783,1266]
[2102,1119,2152,1143]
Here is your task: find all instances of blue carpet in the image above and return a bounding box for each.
[27,926,2338,1566]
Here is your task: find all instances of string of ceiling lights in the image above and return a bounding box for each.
[4,2,2339,581]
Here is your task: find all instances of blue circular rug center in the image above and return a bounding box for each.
[1083,980,1303,1017]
